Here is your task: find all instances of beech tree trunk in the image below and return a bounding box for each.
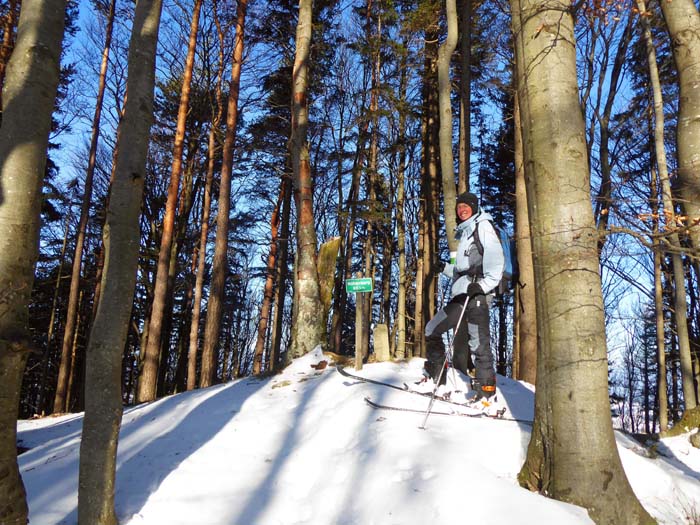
[640,0,697,412]
[200,0,248,387]
[511,0,655,521]
[395,46,409,360]
[289,0,323,358]
[77,1,163,523]
[138,0,203,402]
[0,2,65,522]
[659,0,700,256]
[54,0,116,414]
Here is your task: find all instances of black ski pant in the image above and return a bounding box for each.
[424,293,495,387]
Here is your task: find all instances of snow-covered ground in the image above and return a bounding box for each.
[17,348,700,525]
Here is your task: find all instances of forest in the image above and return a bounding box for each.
[0,0,699,523]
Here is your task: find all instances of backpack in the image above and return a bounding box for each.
[472,221,518,296]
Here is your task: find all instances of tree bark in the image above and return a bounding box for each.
[187,0,225,390]
[511,0,655,521]
[457,0,471,194]
[513,92,536,384]
[270,173,292,369]
[640,0,697,411]
[200,0,248,387]
[395,47,409,360]
[253,178,285,374]
[0,0,20,123]
[77,0,163,523]
[0,2,65,522]
[54,0,116,414]
[437,0,459,251]
[289,0,323,358]
[659,0,700,256]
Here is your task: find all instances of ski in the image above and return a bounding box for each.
[337,365,480,410]
[364,396,507,420]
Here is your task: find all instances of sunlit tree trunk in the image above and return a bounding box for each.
[513,93,536,384]
[457,0,470,194]
[0,0,20,122]
[253,178,285,374]
[511,0,655,521]
[138,0,203,402]
[437,0,458,251]
[640,0,697,412]
[187,0,225,390]
[270,173,292,369]
[0,2,65,522]
[289,0,323,358]
[659,0,700,256]
[200,0,248,387]
[395,46,409,360]
[77,0,163,523]
[54,0,116,414]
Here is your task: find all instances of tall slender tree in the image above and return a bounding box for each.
[289,0,324,358]
[138,0,203,403]
[54,0,116,414]
[77,0,163,522]
[200,0,249,387]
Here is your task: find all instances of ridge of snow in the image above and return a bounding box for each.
[17,353,700,525]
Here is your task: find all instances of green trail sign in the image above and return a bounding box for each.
[346,277,373,293]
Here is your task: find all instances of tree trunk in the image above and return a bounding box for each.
[659,0,700,256]
[457,0,471,194]
[138,0,203,402]
[187,3,225,390]
[0,0,20,123]
[437,0,459,251]
[511,0,655,521]
[640,0,697,411]
[270,174,292,369]
[77,1,163,523]
[253,178,285,374]
[54,0,116,414]
[200,0,248,387]
[289,0,323,358]
[513,92,536,384]
[395,47,409,360]
[0,2,65,522]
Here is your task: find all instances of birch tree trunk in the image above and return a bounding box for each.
[77,1,163,523]
[289,0,323,358]
[511,0,655,521]
[138,0,203,402]
[54,0,116,414]
[640,0,697,412]
[200,0,248,387]
[659,0,700,256]
[437,0,459,251]
[0,2,65,522]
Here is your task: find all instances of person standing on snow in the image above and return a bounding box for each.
[423,192,505,402]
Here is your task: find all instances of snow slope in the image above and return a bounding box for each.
[17,348,700,525]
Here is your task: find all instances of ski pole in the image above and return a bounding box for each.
[420,294,471,430]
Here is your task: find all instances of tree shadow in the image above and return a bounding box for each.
[45,377,270,524]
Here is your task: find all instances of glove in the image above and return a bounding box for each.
[435,260,446,273]
[467,282,484,298]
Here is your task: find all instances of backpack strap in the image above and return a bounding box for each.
[472,221,484,256]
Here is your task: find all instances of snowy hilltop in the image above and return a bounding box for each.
[17,348,700,524]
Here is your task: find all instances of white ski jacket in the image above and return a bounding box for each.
[442,211,505,298]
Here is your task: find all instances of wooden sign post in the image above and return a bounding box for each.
[346,275,373,371]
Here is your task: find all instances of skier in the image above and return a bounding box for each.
[423,192,504,402]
